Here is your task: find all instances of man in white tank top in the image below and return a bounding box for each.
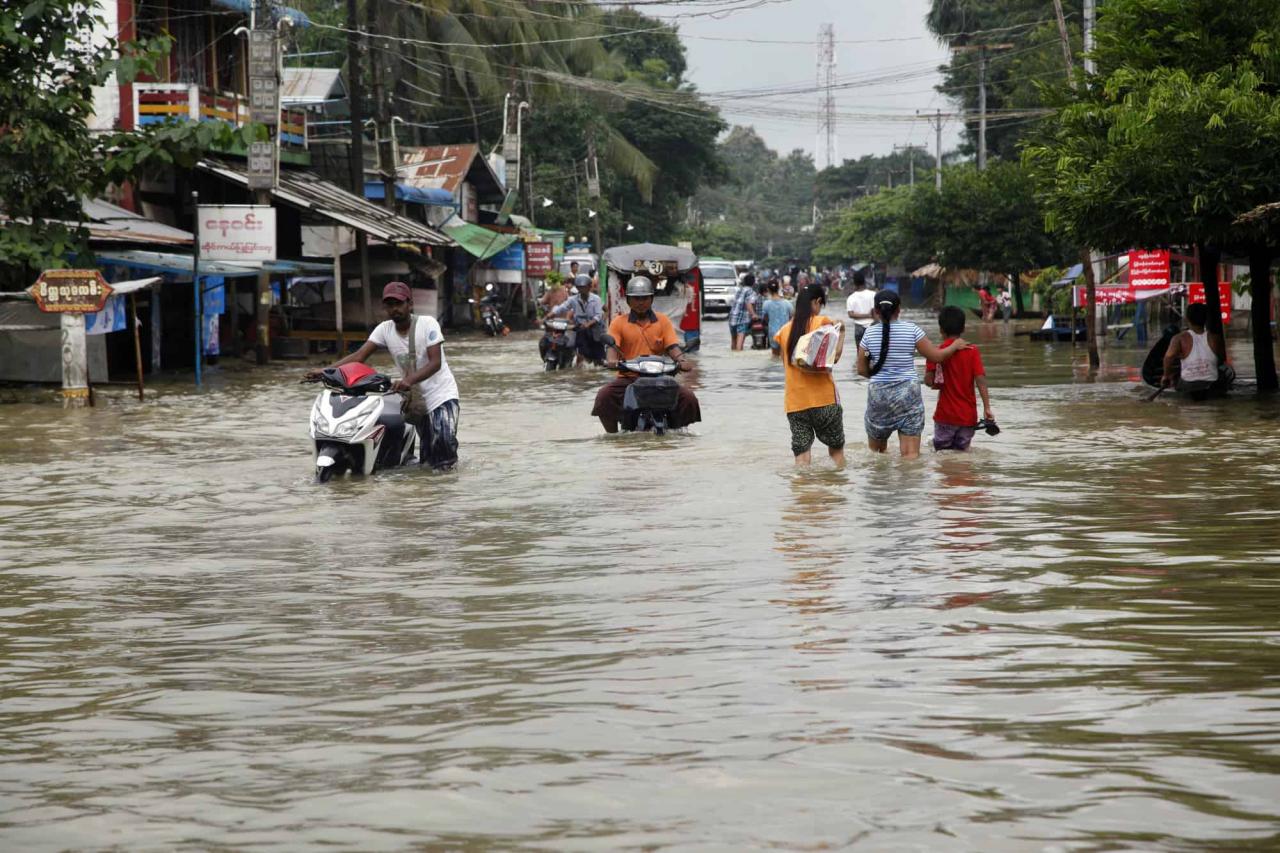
[1161,303,1225,390]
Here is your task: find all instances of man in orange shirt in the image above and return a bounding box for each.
[592,276,701,433]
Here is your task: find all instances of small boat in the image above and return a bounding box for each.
[1028,314,1087,341]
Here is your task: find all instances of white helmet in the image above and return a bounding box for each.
[625,276,656,297]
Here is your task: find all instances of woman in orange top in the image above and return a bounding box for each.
[774,283,846,467]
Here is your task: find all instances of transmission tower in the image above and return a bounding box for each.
[816,23,837,171]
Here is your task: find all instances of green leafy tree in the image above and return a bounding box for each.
[814,185,923,269]
[0,2,247,289]
[692,127,815,263]
[925,1,1085,161]
[926,161,1069,312]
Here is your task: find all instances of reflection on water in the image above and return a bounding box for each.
[2,314,1279,848]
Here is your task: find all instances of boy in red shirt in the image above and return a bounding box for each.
[924,306,993,451]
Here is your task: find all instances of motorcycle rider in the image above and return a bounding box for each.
[592,276,701,433]
[549,273,605,365]
[304,281,460,471]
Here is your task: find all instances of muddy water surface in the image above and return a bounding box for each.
[2,312,1279,849]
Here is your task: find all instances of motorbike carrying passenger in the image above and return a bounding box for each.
[547,273,606,365]
[592,275,702,433]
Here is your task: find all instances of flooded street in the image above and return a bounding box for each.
[3,313,1279,849]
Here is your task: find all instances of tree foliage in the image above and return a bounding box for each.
[0,1,249,288]
[689,126,815,263]
[815,161,1067,278]
[520,13,724,244]
[925,1,1084,160]
[1022,0,1280,252]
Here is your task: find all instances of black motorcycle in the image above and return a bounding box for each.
[749,315,769,350]
[615,355,682,435]
[541,318,575,371]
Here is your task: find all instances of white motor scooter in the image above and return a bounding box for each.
[307,363,418,482]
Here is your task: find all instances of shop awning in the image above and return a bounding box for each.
[364,182,455,207]
[441,217,518,260]
[97,250,261,278]
[198,159,451,247]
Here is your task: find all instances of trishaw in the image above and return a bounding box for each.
[600,243,702,349]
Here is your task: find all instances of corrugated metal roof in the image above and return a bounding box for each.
[282,68,345,104]
[82,198,194,245]
[400,144,505,201]
[198,159,451,246]
[97,250,262,277]
[1,200,194,247]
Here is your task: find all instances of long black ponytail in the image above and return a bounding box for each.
[787,284,827,362]
[868,289,901,377]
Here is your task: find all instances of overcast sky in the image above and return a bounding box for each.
[664,0,963,166]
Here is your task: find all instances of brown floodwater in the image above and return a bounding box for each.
[2,310,1279,849]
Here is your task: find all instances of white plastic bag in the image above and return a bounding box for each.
[794,323,843,369]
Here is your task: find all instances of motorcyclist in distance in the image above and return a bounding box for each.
[591,276,701,433]
[549,273,606,365]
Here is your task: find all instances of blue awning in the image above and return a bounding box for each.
[211,0,310,26]
[364,182,456,207]
[97,250,261,278]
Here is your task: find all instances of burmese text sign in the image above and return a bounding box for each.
[28,269,113,313]
[525,242,554,276]
[198,205,277,262]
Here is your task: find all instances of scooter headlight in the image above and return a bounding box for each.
[333,419,363,439]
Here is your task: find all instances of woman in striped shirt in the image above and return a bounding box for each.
[856,290,968,458]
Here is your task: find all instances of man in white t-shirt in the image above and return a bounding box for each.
[844,270,875,347]
[306,281,461,470]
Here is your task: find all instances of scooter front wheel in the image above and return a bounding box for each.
[315,465,335,483]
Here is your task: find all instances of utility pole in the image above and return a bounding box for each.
[917,110,944,192]
[1048,0,1101,366]
[585,139,602,257]
[367,0,395,212]
[1084,0,1096,75]
[893,144,926,186]
[1051,0,1076,90]
[952,44,1012,171]
[977,48,987,170]
[345,0,373,331]
[250,0,278,365]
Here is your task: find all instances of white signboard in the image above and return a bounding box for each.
[198,205,276,262]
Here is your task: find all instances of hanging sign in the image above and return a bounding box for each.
[1128,249,1170,290]
[198,204,277,262]
[524,241,554,276]
[28,269,114,313]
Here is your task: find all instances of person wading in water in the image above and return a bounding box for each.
[856,289,967,459]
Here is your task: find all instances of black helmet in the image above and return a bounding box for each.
[625,276,656,297]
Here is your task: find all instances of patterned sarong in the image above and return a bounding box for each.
[864,379,924,440]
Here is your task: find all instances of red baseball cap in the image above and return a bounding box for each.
[381,281,412,303]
